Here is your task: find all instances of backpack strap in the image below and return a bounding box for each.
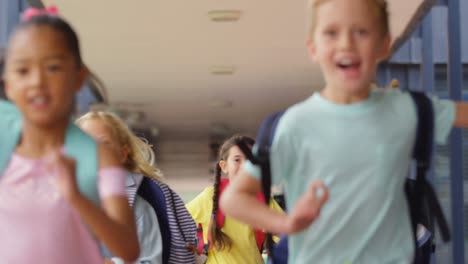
[255,111,285,204]
[236,111,285,258]
[64,123,100,206]
[196,223,209,256]
[409,91,433,170]
[237,111,285,201]
[270,235,288,264]
[237,111,285,198]
[257,111,284,257]
[167,185,197,251]
[137,177,172,264]
[0,99,100,206]
[139,179,197,263]
[0,100,21,175]
[407,91,451,259]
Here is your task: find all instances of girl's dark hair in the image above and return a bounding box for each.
[11,14,82,67]
[209,135,255,251]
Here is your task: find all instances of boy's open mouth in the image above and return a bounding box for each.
[336,59,361,77]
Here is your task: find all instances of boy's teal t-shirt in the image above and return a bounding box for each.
[244,89,455,264]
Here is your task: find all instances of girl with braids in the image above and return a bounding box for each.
[186,135,282,264]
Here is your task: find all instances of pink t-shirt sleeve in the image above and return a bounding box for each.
[98,167,127,199]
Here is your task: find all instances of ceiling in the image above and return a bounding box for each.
[44,0,433,139]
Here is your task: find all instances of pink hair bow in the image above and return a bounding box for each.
[22,6,59,21]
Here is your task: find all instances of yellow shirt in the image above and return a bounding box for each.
[186,186,283,264]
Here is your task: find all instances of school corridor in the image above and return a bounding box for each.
[0,0,468,263]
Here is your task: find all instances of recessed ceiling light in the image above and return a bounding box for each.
[210,123,231,136]
[208,10,242,22]
[210,66,236,75]
[209,99,233,108]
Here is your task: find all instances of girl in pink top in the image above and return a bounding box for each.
[0,7,140,263]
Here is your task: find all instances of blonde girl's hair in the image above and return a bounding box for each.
[76,111,163,181]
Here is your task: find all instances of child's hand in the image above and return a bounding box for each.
[286,180,328,234]
[45,150,80,202]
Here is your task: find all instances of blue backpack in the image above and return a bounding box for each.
[0,99,100,205]
[137,178,197,264]
[237,91,451,264]
[102,174,197,264]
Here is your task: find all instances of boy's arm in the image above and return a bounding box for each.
[220,169,287,234]
[220,169,328,235]
[454,103,468,128]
